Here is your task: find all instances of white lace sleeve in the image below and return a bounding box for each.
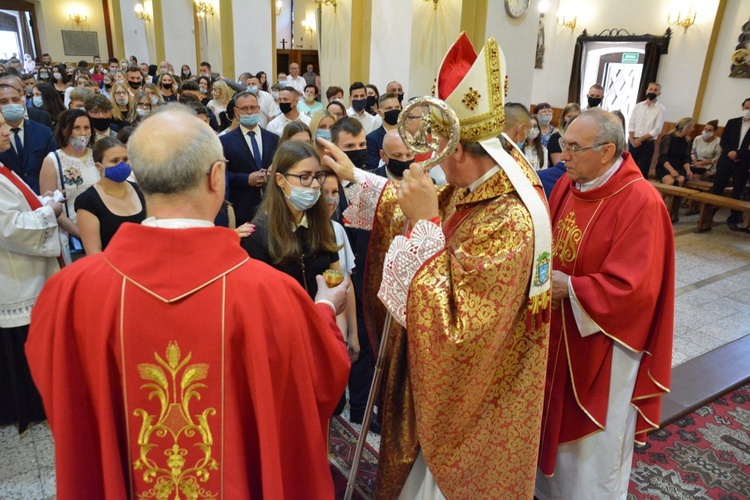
[377,219,445,327]
[342,168,389,230]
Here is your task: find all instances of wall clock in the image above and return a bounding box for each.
[505,0,530,19]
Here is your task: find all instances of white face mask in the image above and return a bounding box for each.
[701,131,713,141]
[527,127,540,141]
[150,96,159,105]
[743,109,750,120]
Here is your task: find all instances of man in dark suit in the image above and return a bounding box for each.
[709,98,750,230]
[0,75,53,130]
[0,83,57,194]
[365,92,402,169]
[221,91,279,224]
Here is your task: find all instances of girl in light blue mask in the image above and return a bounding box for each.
[74,137,146,254]
[242,141,342,301]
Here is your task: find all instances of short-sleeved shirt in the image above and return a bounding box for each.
[74,181,146,250]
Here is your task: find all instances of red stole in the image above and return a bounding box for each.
[0,164,42,209]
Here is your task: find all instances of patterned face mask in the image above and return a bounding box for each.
[69,135,90,153]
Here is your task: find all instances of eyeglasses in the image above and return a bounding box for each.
[559,140,609,155]
[114,91,128,96]
[235,105,259,113]
[284,172,328,187]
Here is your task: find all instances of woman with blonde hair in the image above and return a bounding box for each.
[242,141,341,300]
[156,72,178,102]
[142,82,164,107]
[309,109,336,143]
[127,92,153,126]
[108,80,132,128]
[208,80,234,131]
[656,117,695,188]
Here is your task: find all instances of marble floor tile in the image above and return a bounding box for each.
[0,469,43,500]
[39,466,56,498]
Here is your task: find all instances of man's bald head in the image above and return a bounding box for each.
[382,129,412,159]
[128,104,223,195]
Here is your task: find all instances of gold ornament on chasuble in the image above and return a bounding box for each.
[366,167,550,497]
[133,341,218,499]
[553,211,582,266]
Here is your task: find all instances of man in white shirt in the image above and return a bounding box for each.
[347,81,381,135]
[266,88,311,136]
[285,63,307,95]
[627,82,666,177]
[246,75,280,128]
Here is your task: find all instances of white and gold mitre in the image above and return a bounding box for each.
[433,33,508,142]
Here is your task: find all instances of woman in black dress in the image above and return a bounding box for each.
[656,117,695,187]
[242,141,341,300]
[75,137,145,253]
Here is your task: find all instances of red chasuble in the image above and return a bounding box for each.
[539,152,674,475]
[27,223,349,499]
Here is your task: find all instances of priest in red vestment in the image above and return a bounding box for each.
[536,109,674,499]
[27,105,351,499]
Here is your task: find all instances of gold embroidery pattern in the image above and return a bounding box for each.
[553,211,581,266]
[461,87,481,110]
[133,341,218,499]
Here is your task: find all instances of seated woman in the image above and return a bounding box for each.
[691,119,721,179]
[127,91,153,126]
[656,117,694,187]
[74,137,146,254]
[242,141,341,300]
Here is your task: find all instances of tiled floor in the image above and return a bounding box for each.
[1,208,748,499]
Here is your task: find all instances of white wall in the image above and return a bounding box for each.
[369,0,413,98]
[119,0,151,64]
[320,0,352,98]
[700,0,750,124]
[485,0,540,106]
[233,0,273,79]
[537,0,720,122]
[34,0,109,63]
[162,1,196,70]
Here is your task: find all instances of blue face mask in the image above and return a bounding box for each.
[315,129,331,141]
[32,96,44,108]
[1,103,25,123]
[239,113,260,128]
[247,86,259,94]
[283,177,320,211]
[102,161,132,183]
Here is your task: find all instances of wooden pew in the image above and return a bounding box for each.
[649,181,700,222]
[690,192,750,233]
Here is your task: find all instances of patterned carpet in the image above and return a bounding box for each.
[628,383,750,499]
[329,384,750,499]
[329,416,378,499]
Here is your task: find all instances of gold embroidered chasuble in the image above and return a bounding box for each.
[364,153,551,499]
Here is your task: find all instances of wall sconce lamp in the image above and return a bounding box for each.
[558,15,577,30]
[69,11,87,26]
[668,8,696,33]
[301,20,314,35]
[134,2,150,22]
[195,0,215,19]
[423,0,438,9]
[538,0,549,17]
[313,0,337,13]
[275,0,282,16]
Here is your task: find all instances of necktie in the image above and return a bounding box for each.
[248,130,261,170]
[11,128,23,159]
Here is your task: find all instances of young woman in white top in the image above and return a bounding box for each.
[691,119,722,179]
[39,109,99,263]
[522,116,549,171]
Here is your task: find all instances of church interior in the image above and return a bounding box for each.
[0,0,749,497]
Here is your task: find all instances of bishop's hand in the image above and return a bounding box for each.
[398,164,439,226]
[318,138,356,183]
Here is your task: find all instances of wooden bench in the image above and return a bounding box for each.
[684,180,732,214]
[690,192,750,233]
[649,181,700,221]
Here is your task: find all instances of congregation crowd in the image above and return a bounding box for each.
[0,34,747,498]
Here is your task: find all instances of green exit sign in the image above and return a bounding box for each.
[622,53,639,63]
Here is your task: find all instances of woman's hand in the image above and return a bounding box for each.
[347,332,360,363]
[235,222,255,238]
[317,138,356,183]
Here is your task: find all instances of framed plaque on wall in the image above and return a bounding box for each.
[61,30,99,56]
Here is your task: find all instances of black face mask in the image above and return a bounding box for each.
[104,82,113,89]
[646,92,658,101]
[128,80,142,90]
[587,96,602,108]
[351,98,367,112]
[279,102,293,115]
[344,148,368,169]
[90,116,111,131]
[383,108,401,126]
[385,157,413,178]
[366,95,377,108]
